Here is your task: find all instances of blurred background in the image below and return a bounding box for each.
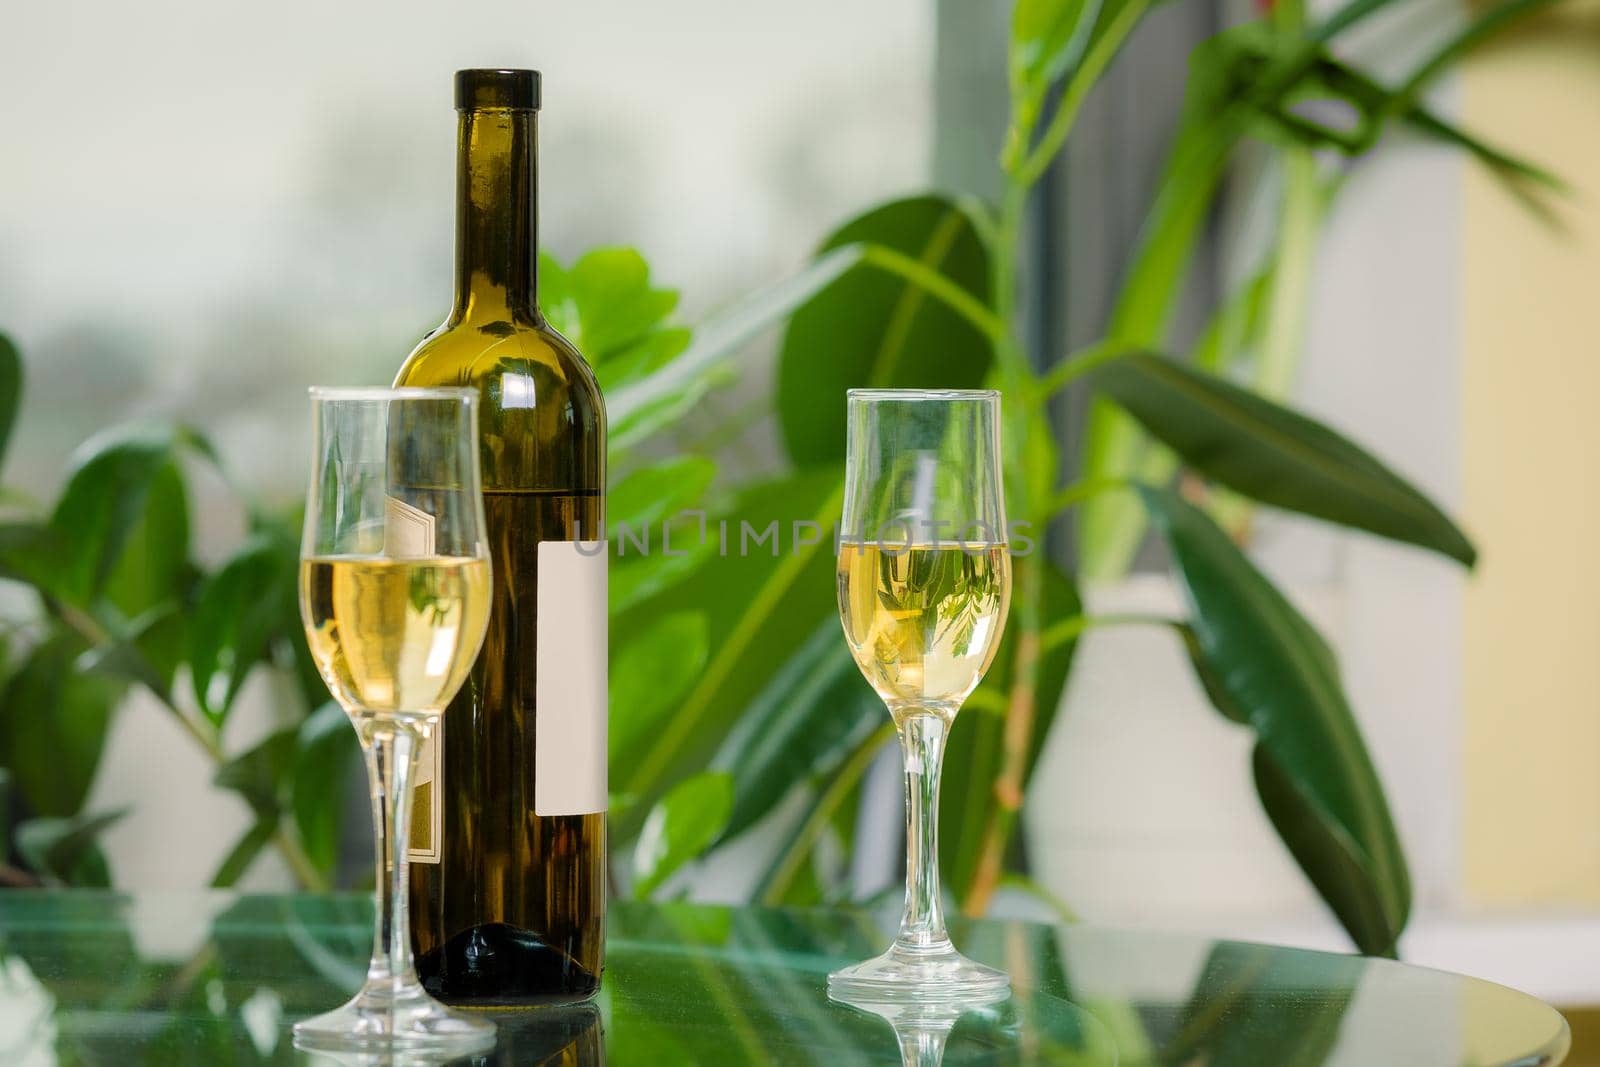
[2,0,1599,1056]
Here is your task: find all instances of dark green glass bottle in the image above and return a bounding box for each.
[395,68,606,1006]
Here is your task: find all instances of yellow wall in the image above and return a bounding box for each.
[1462,0,1600,906]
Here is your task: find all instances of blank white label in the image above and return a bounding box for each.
[535,540,608,816]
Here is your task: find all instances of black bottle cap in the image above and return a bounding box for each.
[455,69,541,111]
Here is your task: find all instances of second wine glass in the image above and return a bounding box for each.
[830,388,1013,1001]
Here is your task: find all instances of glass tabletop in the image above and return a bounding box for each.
[0,891,1568,1066]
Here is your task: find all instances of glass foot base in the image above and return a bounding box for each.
[829,940,1010,1001]
[292,980,496,1055]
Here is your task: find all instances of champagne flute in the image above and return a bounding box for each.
[293,387,496,1054]
[830,389,1013,1000]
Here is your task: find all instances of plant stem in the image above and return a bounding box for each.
[1014,0,1157,189]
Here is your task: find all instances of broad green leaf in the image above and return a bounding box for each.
[597,327,692,393]
[541,248,680,362]
[1094,354,1475,566]
[776,195,994,466]
[211,816,278,888]
[1252,744,1405,960]
[189,536,296,725]
[16,808,126,887]
[1143,488,1410,955]
[611,469,844,832]
[0,332,20,474]
[631,771,734,899]
[291,701,359,875]
[709,619,881,842]
[27,423,209,606]
[100,460,194,691]
[610,612,710,764]
[942,559,1082,904]
[214,729,298,820]
[101,460,192,618]
[1166,941,1362,1062]
[0,633,125,817]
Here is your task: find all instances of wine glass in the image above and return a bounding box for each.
[293,387,496,1054]
[830,388,1013,1000]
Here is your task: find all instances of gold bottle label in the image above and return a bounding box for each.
[410,722,442,863]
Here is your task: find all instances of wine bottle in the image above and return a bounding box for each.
[394,68,607,1006]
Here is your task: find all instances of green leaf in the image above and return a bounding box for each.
[776,195,995,467]
[541,248,680,363]
[598,327,692,393]
[16,808,126,887]
[611,469,844,829]
[611,457,717,532]
[1094,353,1475,566]
[76,605,183,698]
[0,332,20,475]
[29,424,209,606]
[611,544,715,616]
[709,619,881,842]
[0,633,125,817]
[189,536,296,725]
[291,701,359,875]
[610,612,710,765]
[101,460,192,617]
[214,729,298,820]
[1387,0,1566,117]
[631,771,734,899]
[1143,488,1410,955]
[942,560,1082,902]
[1012,0,1102,99]
[211,817,278,888]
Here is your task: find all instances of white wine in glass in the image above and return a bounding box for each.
[301,556,490,722]
[292,387,496,1055]
[830,388,1013,1002]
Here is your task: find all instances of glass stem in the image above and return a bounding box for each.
[895,711,950,952]
[363,719,422,992]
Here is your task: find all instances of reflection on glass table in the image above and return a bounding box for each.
[0,892,1569,1066]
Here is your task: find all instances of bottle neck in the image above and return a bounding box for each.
[452,107,538,322]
